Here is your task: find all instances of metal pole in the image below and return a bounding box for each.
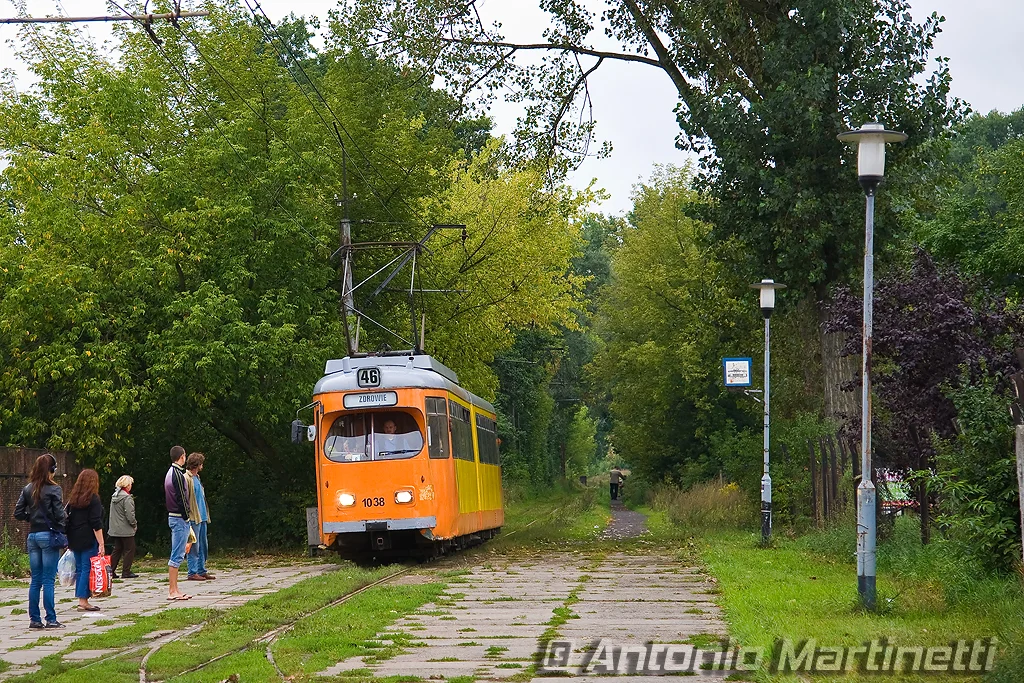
[857,189,877,610]
[761,314,772,545]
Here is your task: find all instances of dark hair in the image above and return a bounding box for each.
[28,455,57,504]
[185,452,205,471]
[170,445,185,462]
[68,469,100,509]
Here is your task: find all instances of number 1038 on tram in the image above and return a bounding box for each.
[300,354,503,558]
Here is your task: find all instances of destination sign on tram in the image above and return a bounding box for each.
[343,391,399,409]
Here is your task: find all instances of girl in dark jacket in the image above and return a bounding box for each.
[66,469,105,611]
[13,454,67,629]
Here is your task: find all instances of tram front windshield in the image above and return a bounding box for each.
[323,411,425,462]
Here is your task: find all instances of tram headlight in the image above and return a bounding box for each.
[338,492,356,508]
[394,490,414,504]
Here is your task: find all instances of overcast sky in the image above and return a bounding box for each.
[2,0,1023,215]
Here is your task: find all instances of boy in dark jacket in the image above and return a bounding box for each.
[164,446,192,600]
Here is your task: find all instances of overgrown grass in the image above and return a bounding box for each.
[65,608,214,652]
[490,484,609,550]
[649,480,754,531]
[0,528,29,578]
[158,582,445,682]
[273,583,445,675]
[641,480,1024,681]
[145,563,402,679]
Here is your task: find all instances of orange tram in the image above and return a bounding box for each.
[307,353,504,558]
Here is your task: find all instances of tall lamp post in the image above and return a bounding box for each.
[837,122,907,610]
[750,279,785,545]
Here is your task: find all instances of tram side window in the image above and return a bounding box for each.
[426,397,450,459]
[475,415,499,465]
[450,401,474,461]
[323,414,370,462]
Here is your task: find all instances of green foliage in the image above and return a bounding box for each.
[563,405,597,479]
[930,376,1021,572]
[592,165,758,484]
[0,528,28,579]
[917,110,1024,290]
[336,0,961,297]
[772,412,840,528]
[0,7,588,543]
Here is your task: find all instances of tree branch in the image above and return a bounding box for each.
[430,35,666,71]
[620,0,696,104]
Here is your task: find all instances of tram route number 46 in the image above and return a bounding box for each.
[363,497,386,507]
[357,367,381,388]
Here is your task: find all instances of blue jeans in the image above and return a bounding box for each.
[26,532,59,624]
[167,516,189,568]
[187,521,208,576]
[73,541,98,600]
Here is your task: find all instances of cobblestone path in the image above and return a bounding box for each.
[0,560,335,678]
[317,548,737,680]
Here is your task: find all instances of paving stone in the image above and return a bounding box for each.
[0,561,335,680]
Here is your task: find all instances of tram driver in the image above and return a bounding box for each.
[375,416,423,459]
[378,419,407,453]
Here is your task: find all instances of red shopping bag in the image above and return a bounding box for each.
[89,554,112,597]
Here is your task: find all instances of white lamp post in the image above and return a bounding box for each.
[750,278,785,545]
[837,122,907,610]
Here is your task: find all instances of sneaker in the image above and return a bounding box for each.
[122,572,139,578]
[29,621,44,630]
[45,621,65,629]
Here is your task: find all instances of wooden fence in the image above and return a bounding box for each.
[0,449,80,546]
[799,434,931,540]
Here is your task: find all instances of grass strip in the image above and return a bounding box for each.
[163,582,446,682]
[273,582,446,676]
[6,652,142,683]
[67,607,214,652]
[144,563,401,680]
[690,519,1024,682]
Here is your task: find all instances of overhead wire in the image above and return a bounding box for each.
[242,0,438,232]
[240,0,408,226]
[106,0,332,255]
[172,21,334,191]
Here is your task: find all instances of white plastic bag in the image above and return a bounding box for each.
[57,549,76,588]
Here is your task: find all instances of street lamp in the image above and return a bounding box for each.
[837,122,907,610]
[750,278,785,545]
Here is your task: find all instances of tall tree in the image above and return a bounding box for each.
[336,0,961,416]
[591,166,757,481]
[0,5,588,541]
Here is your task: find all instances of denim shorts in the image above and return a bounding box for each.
[167,516,190,568]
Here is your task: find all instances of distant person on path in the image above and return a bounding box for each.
[66,468,105,612]
[610,467,625,501]
[108,475,138,579]
[14,454,67,629]
[185,452,215,582]
[164,446,192,601]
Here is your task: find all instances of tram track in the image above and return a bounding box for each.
[138,566,414,683]
[132,508,556,682]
